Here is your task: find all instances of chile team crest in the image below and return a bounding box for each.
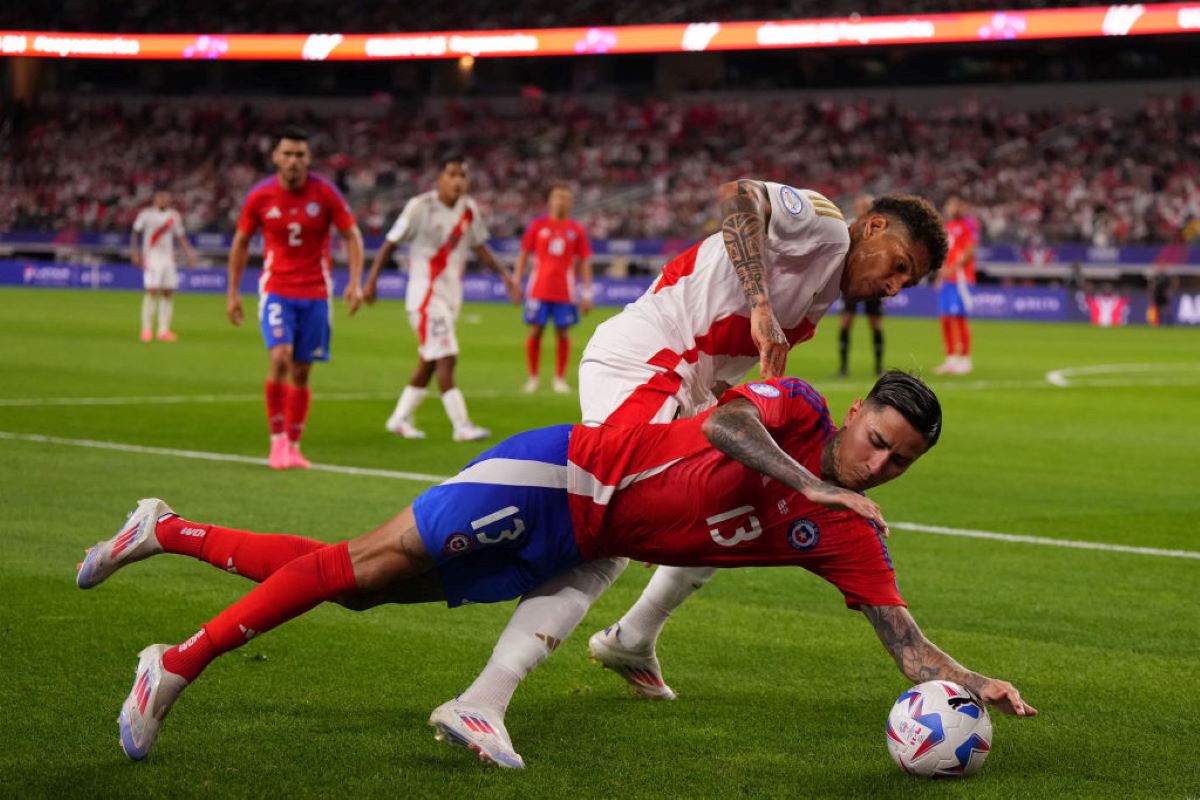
[787,519,820,551]
[443,532,474,556]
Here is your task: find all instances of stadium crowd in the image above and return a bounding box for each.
[15,0,1114,34]
[3,93,1198,246]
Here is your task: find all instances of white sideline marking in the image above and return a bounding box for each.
[2,429,1197,562]
[0,389,515,407]
[891,522,1200,561]
[1045,362,1200,387]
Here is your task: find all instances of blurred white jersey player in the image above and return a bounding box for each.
[364,155,518,441]
[434,180,947,763]
[130,189,196,342]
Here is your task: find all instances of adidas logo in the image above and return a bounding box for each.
[225,557,239,575]
[180,527,206,537]
[266,206,282,219]
[239,624,258,641]
[535,632,562,651]
[178,630,205,651]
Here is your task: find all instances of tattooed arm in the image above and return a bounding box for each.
[718,179,788,378]
[701,398,888,531]
[862,604,1037,717]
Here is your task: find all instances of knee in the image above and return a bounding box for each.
[291,364,312,387]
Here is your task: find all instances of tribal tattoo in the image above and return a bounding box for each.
[862,605,986,695]
[720,180,769,308]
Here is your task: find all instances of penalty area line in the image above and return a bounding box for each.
[2,429,1197,562]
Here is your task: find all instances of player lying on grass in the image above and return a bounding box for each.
[77,371,1036,767]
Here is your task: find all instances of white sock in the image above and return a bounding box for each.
[458,557,629,713]
[616,565,718,653]
[158,296,173,333]
[441,387,471,430]
[390,386,426,422]
[140,294,155,332]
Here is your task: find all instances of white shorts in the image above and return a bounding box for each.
[143,259,179,291]
[408,309,459,361]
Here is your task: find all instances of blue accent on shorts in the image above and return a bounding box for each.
[939,282,969,317]
[413,424,583,607]
[260,293,331,362]
[523,299,580,328]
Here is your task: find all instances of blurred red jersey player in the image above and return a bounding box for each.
[514,185,593,394]
[227,127,365,470]
[935,196,978,375]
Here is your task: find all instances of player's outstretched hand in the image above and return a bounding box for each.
[505,274,522,304]
[344,283,364,316]
[802,483,889,537]
[750,304,788,378]
[581,296,593,315]
[977,679,1037,717]
[363,279,378,305]
[227,296,244,326]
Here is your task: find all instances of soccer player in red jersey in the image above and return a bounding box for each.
[936,196,978,375]
[79,371,1035,766]
[226,128,365,469]
[513,185,593,394]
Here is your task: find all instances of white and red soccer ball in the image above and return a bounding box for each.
[886,681,993,778]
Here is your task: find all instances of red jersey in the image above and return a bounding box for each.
[520,216,591,303]
[236,174,356,300]
[944,216,978,284]
[566,378,904,610]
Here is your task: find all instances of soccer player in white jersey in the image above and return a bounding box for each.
[130,189,197,342]
[431,179,948,763]
[364,156,519,441]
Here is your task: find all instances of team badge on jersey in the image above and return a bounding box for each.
[748,382,781,398]
[787,518,820,551]
[305,201,321,217]
[779,186,805,216]
[443,532,474,556]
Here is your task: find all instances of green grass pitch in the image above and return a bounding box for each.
[1,286,1197,799]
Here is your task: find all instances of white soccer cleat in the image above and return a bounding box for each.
[386,415,426,439]
[453,424,491,442]
[77,498,171,589]
[552,377,572,394]
[952,356,973,375]
[587,624,677,701]
[522,376,539,394]
[118,644,189,761]
[429,699,526,769]
[933,359,957,375]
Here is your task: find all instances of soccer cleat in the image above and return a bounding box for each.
[953,356,973,375]
[552,377,572,394]
[118,644,189,761]
[77,498,171,589]
[933,359,957,375]
[587,625,677,701]
[385,416,426,439]
[139,329,153,343]
[452,424,491,442]
[429,699,526,769]
[268,436,289,470]
[522,376,539,394]
[156,331,178,342]
[285,442,311,469]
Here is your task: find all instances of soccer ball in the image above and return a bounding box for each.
[885,680,993,778]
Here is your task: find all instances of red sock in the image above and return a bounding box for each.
[955,317,972,356]
[526,333,541,378]
[156,516,328,583]
[286,384,311,444]
[265,380,286,436]
[940,316,956,356]
[555,332,570,379]
[162,541,357,682]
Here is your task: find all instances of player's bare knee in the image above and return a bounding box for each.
[290,362,312,387]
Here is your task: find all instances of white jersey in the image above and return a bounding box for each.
[582,183,849,422]
[132,207,186,267]
[386,191,489,317]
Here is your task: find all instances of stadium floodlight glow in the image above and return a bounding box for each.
[2,3,1199,61]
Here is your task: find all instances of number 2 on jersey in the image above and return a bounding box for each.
[287,222,302,247]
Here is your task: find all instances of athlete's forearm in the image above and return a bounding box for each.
[474,245,512,279]
[862,605,986,695]
[227,234,250,297]
[718,179,771,310]
[366,241,397,283]
[343,225,365,286]
[579,256,594,294]
[512,251,529,284]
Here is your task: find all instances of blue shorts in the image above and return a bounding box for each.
[259,294,331,362]
[412,424,583,607]
[938,282,970,317]
[523,299,580,329]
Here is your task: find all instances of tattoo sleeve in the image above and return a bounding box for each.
[861,605,986,695]
[703,400,850,498]
[720,180,770,309]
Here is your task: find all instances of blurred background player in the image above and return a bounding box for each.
[836,193,885,377]
[513,184,594,394]
[935,195,977,375]
[365,155,519,441]
[130,188,196,342]
[227,127,365,470]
